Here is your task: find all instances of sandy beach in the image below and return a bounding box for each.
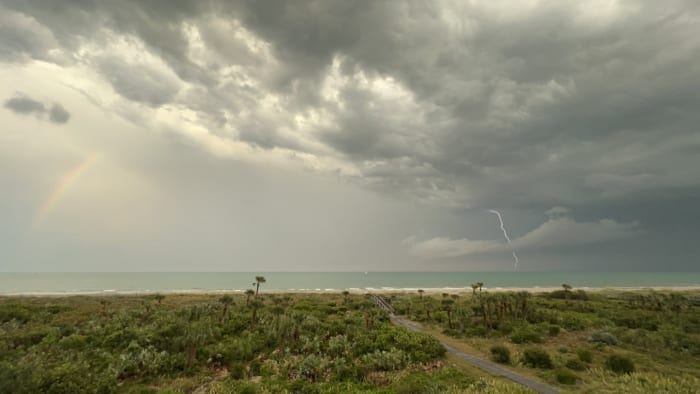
[283,286,700,296]
[5,285,700,297]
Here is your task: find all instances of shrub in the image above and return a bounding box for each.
[606,355,635,374]
[385,328,446,362]
[548,325,561,336]
[361,348,407,371]
[249,359,262,376]
[466,325,487,337]
[591,331,619,345]
[522,348,553,369]
[331,359,363,382]
[228,361,247,379]
[226,381,259,394]
[577,349,593,363]
[497,321,514,335]
[561,315,587,331]
[510,329,543,344]
[58,334,88,350]
[556,369,578,385]
[612,313,660,331]
[490,345,511,364]
[0,304,34,323]
[565,359,586,371]
[548,289,588,300]
[395,371,443,394]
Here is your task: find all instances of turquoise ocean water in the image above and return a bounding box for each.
[1,272,699,295]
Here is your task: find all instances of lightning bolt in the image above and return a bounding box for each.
[488,209,519,271]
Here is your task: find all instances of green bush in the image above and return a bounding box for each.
[395,374,437,394]
[361,348,407,371]
[228,361,247,379]
[561,315,587,331]
[225,381,259,394]
[565,359,586,371]
[591,331,619,345]
[577,349,593,363]
[331,359,363,382]
[522,348,553,369]
[497,320,515,335]
[612,313,660,331]
[606,355,635,374]
[556,369,578,385]
[510,329,543,344]
[382,328,446,362]
[0,303,34,323]
[490,345,511,364]
[548,325,561,336]
[58,334,88,350]
[465,325,488,337]
[548,290,588,300]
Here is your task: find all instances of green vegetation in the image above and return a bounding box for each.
[489,345,511,364]
[565,359,586,371]
[590,331,619,345]
[390,287,700,391]
[555,368,578,385]
[522,348,553,369]
[3,284,699,393]
[576,348,593,364]
[605,354,635,374]
[0,290,529,393]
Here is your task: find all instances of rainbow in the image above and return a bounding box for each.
[34,153,99,226]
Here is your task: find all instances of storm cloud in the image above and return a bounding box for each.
[1,0,699,271]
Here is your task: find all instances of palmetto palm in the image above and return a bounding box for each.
[254,276,266,296]
[218,295,233,322]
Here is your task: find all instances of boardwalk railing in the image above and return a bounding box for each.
[369,293,395,314]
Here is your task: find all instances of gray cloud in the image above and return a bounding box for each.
[48,103,70,124]
[3,94,70,124]
[0,7,59,62]
[2,1,698,205]
[1,0,699,270]
[4,95,44,114]
[96,56,181,107]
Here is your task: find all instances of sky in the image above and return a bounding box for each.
[1,0,699,272]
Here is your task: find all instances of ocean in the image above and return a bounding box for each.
[1,272,699,295]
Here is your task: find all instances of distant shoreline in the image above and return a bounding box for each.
[3,285,699,297]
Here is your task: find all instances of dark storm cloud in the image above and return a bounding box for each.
[213,0,700,210]
[96,56,181,107]
[2,0,699,207]
[0,7,58,62]
[3,94,70,124]
[2,0,700,269]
